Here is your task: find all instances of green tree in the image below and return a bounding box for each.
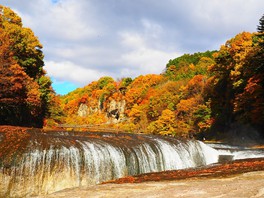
[164,50,216,81]
[98,76,115,89]
[121,77,133,87]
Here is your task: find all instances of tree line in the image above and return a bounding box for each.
[0,5,263,140]
[0,5,62,127]
[59,15,264,140]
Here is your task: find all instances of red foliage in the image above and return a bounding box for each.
[0,126,31,165]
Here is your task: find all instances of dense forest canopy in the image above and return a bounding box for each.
[0,6,263,141]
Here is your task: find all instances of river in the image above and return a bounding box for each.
[0,129,263,197]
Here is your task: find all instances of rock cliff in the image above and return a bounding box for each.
[77,98,127,124]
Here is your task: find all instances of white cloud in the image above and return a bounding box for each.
[45,60,107,85]
[120,32,145,50]
[1,0,264,94]
[13,0,100,42]
[41,1,98,41]
[141,18,163,39]
[120,31,179,74]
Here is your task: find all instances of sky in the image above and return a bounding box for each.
[1,0,263,95]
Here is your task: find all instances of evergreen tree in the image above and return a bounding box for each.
[257,14,264,33]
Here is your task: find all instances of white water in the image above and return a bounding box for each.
[207,143,264,160]
[0,137,220,197]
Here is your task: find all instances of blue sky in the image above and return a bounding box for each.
[51,79,78,95]
[1,0,264,95]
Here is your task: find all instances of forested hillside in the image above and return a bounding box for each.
[0,5,263,141]
[59,20,264,140]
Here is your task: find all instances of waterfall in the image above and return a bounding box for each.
[208,143,264,160]
[0,131,219,197]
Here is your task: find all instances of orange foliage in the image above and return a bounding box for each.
[234,74,264,125]
[0,126,30,165]
[0,6,53,127]
[180,75,206,98]
[125,74,164,109]
[209,31,263,133]
[58,29,263,139]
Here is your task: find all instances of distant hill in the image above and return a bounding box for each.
[57,31,263,141]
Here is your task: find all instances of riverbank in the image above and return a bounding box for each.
[38,171,264,198]
[104,157,264,184]
[37,158,264,198]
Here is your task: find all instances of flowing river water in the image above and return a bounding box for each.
[0,130,263,197]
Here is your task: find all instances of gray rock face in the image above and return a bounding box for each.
[77,99,127,123]
[77,103,99,117]
[77,103,88,117]
[106,99,126,123]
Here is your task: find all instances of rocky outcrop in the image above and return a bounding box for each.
[106,99,126,124]
[77,104,88,117]
[77,99,127,123]
[77,104,99,117]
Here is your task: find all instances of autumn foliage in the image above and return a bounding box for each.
[61,26,263,140]
[0,5,59,127]
[0,6,263,141]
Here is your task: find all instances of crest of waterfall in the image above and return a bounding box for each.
[0,131,219,197]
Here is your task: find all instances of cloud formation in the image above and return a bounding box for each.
[2,0,264,94]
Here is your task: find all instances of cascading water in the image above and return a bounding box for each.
[0,130,219,197]
[208,143,264,160]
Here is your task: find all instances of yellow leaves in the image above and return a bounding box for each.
[176,97,199,118]
[128,74,164,89]
[179,75,206,99]
[173,120,191,137]
[160,109,175,122]
[232,79,243,88]
[189,63,195,70]
[147,109,176,136]
[125,74,164,109]
[0,6,22,25]
[26,81,41,104]
[208,30,264,132]
[227,32,253,62]
[1,5,44,79]
[128,104,145,124]
[167,65,177,72]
